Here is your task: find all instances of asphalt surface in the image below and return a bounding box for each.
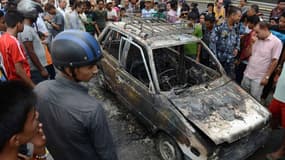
[84,76,284,160]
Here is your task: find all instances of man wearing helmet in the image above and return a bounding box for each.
[34,30,118,160]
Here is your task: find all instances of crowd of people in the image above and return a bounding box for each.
[0,0,285,159]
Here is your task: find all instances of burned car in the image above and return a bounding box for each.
[98,18,271,160]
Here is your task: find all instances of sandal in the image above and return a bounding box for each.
[266,153,284,160]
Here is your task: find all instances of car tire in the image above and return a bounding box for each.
[156,132,184,160]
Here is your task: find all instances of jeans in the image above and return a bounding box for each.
[241,76,264,101]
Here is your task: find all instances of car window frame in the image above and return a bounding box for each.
[199,40,225,75]
[101,28,126,60]
[119,37,155,93]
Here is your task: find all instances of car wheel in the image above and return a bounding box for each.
[156,133,183,160]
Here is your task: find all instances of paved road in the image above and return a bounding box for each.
[85,77,284,160]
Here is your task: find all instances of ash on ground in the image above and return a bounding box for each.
[84,77,161,160]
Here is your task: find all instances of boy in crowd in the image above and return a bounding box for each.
[0,10,35,87]
[0,81,46,160]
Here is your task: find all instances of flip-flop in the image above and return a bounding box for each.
[266,154,277,160]
[266,154,285,160]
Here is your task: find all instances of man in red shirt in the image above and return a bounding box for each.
[0,10,35,87]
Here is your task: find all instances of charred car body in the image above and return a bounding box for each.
[98,18,271,160]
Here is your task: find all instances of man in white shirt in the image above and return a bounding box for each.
[106,0,118,21]
[57,0,67,18]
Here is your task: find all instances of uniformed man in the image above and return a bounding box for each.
[210,6,242,79]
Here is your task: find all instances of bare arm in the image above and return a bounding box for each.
[279,49,285,67]
[23,41,48,78]
[196,43,202,62]
[50,21,60,31]
[260,59,278,86]
[15,62,35,88]
[94,23,101,36]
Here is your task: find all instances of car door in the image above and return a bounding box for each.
[100,29,126,91]
[116,37,156,128]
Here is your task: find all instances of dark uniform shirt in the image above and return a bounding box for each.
[34,75,118,160]
[210,21,240,63]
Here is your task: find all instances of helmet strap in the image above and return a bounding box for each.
[70,67,80,82]
[62,67,81,82]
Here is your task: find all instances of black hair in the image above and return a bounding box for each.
[191,2,198,8]
[97,0,104,3]
[0,81,36,152]
[5,0,17,11]
[257,21,270,30]
[247,15,260,25]
[181,2,189,12]
[228,5,241,16]
[250,4,259,14]
[170,0,177,10]
[75,1,84,7]
[85,1,91,9]
[72,1,83,10]
[278,0,285,3]
[205,14,215,23]
[4,10,24,28]
[207,3,214,8]
[270,16,279,24]
[45,3,56,11]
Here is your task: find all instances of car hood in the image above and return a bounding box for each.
[169,81,271,145]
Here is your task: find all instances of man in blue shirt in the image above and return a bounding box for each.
[210,6,242,79]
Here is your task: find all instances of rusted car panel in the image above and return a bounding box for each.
[169,80,271,144]
[98,19,271,160]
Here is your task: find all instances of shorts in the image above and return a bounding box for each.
[269,98,285,128]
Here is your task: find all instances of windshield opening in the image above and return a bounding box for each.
[153,43,222,92]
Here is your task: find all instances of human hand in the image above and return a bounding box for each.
[251,35,257,44]
[17,153,31,160]
[30,123,46,156]
[31,123,46,148]
[260,78,269,86]
[40,70,49,78]
[43,15,51,22]
[233,49,238,57]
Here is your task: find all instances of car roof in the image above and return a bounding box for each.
[107,18,201,49]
